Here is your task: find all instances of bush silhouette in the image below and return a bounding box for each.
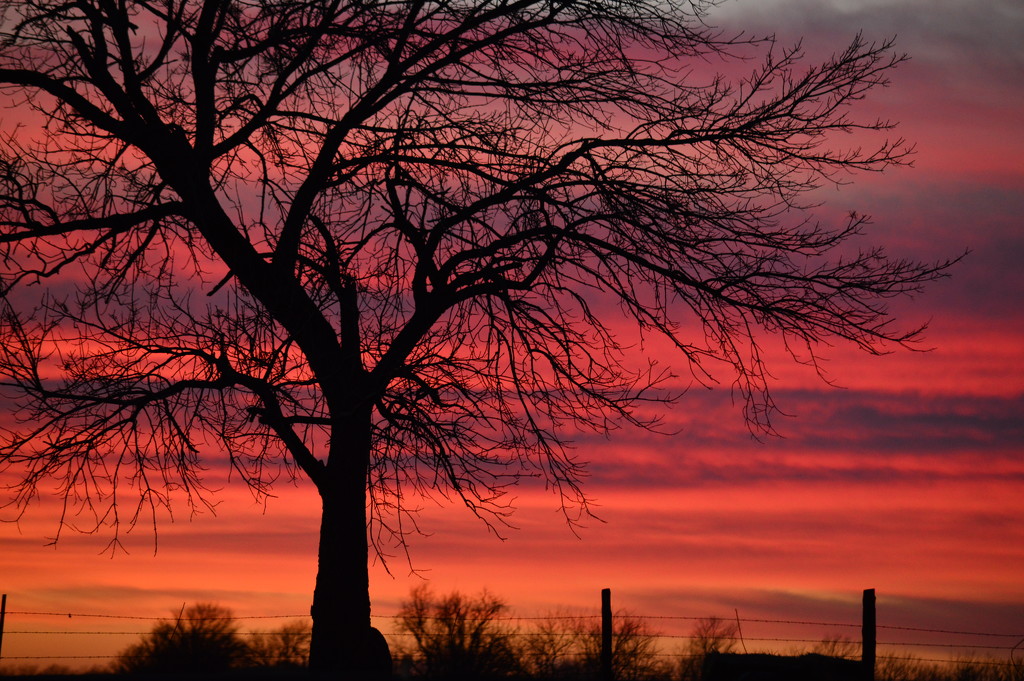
[114,602,252,674]
[522,610,669,681]
[679,617,739,681]
[248,619,312,668]
[396,585,521,680]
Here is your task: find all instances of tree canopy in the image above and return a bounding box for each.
[0,0,952,671]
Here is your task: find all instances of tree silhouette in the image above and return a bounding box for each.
[247,619,313,669]
[679,617,740,681]
[523,610,669,681]
[0,0,952,673]
[396,585,521,680]
[577,612,668,681]
[114,603,252,674]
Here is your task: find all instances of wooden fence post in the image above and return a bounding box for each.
[601,588,613,681]
[0,593,7,662]
[862,588,876,681]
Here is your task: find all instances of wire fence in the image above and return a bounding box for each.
[2,602,1023,672]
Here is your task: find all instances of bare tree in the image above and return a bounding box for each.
[520,611,587,679]
[396,585,521,679]
[811,635,859,660]
[247,620,313,669]
[519,609,668,680]
[573,611,669,681]
[114,603,252,674]
[679,617,739,681]
[0,0,952,673]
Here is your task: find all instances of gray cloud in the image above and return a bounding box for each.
[573,387,1023,490]
[710,0,1024,62]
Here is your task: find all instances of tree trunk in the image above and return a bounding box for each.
[308,410,390,676]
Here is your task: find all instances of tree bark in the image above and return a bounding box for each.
[308,407,389,676]
[309,492,369,672]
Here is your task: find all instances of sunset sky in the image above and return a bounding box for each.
[1,0,1022,669]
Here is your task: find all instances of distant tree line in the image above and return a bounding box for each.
[393,585,675,681]
[108,594,1022,681]
[394,589,1023,681]
[113,603,311,674]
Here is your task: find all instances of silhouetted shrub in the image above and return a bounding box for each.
[678,616,740,681]
[876,655,1024,681]
[519,610,586,679]
[552,611,669,681]
[247,619,312,668]
[396,585,522,680]
[114,602,253,674]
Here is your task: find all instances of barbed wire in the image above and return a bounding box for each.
[5,606,1022,672]
[638,615,1024,639]
[1,655,117,661]
[3,653,1020,669]
[5,631,308,636]
[876,624,1024,638]
[5,611,305,621]
[877,655,1019,668]
[7,610,1021,640]
[5,628,1020,654]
